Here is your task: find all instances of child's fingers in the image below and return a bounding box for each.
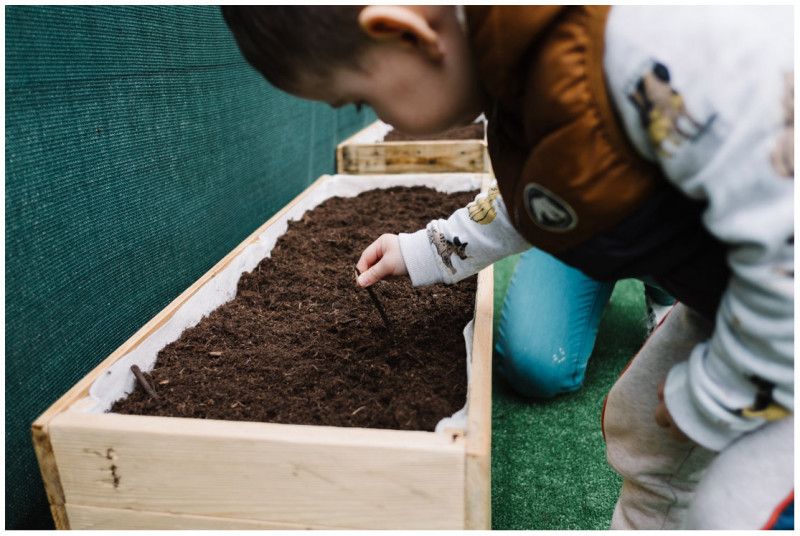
[356,234,406,287]
[356,236,387,275]
[357,260,391,288]
[356,234,394,287]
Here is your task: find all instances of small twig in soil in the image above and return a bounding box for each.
[130,364,160,401]
[353,266,392,331]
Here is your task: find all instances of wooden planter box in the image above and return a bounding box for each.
[32,173,493,530]
[336,120,489,174]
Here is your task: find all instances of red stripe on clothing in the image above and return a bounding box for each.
[762,490,794,530]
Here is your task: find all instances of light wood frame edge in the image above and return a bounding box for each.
[33,174,330,427]
[30,175,332,528]
[464,174,495,529]
[64,504,340,530]
[33,172,493,529]
[335,120,489,175]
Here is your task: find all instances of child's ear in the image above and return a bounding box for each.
[358,6,443,61]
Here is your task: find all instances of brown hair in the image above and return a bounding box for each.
[220,6,368,92]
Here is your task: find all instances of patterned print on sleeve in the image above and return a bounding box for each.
[427,228,468,275]
[738,376,792,421]
[468,184,500,224]
[627,61,716,157]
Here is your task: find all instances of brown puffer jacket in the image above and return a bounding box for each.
[464,6,729,318]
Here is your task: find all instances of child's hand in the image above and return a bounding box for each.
[655,380,690,443]
[356,234,408,287]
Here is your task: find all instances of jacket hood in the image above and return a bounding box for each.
[464,6,566,104]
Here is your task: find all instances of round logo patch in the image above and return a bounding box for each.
[523,183,578,232]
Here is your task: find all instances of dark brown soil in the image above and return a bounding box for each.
[111,187,478,431]
[383,123,485,142]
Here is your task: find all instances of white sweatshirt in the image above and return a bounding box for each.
[397,5,794,452]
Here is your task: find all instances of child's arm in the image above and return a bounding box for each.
[605,6,793,451]
[356,181,531,287]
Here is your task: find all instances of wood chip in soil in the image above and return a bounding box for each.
[111,186,479,431]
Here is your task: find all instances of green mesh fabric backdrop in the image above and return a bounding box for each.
[5,6,374,529]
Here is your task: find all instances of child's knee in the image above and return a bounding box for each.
[495,335,583,399]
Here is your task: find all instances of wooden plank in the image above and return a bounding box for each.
[464,265,494,529]
[335,121,387,172]
[35,172,492,529]
[50,504,70,530]
[464,173,495,529]
[66,504,337,529]
[49,412,466,529]
[336,120,489,175]
[31,424,69,529]
[338,141,486,174]
[31,175,331,432]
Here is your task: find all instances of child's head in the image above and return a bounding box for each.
[221,6,482,135]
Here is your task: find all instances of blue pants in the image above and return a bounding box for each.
[495,248,675,398]
[495,248,615,399]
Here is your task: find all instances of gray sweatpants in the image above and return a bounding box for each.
[603,303,794,529]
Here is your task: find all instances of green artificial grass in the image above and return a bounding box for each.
[490,254,649,530]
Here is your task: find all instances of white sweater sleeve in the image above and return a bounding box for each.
[397,181,531,286]
[605,6,794,451]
